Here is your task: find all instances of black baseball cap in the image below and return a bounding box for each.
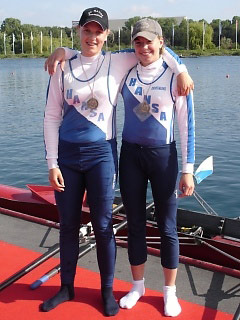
[79,7,109,30]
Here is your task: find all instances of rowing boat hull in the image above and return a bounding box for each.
[0,184,239,275]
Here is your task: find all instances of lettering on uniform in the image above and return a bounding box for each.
[81,102,105,122]
[89,111,105,121]
[66,89,73,99]
[152,86,166,91]
[160,112,167,121]
[135,86,143,95]
[98,113,104,121]
[81,102,88,110]
[144,95,151,104]
[73,95,80,104]
[89,110,97,117]
[152,104,159,113]
[129,78,137,87]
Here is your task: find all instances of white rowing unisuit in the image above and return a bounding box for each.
[44,48,187,169]
[121,57,195,174]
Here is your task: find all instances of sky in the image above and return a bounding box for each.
[0,0,240,27]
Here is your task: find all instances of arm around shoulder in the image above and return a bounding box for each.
[44,65,64,172]
[44,47,78,75]
[162,47,194,96]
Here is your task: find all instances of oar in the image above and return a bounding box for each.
[30,201,125,289]
[0,223,92,292]
[30,242,96,289]
[30,201,154,289]
[1,201,125,292]
[0,243,60,292]
[233,303,240,320]
[30,219,128,290]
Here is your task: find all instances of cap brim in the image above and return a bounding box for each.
[132,31,159,41]
[81,19,106,30]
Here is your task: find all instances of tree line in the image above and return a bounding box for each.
[0,16,239,55]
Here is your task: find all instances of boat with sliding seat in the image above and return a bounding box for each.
[0,183,239,278]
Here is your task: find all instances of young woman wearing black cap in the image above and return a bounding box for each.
[42,7,121,316]
[43,7,193,317]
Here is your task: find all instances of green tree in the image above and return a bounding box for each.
[1,18,23,53]
[124,17,141,31]
[220,20,232,40]
[174,19,187,49]
[210,17,240,48]
[117,16,142,48]
[1,18,22,35]
[221,36,233,49]
[210,19,221,47]
[157,18,177,46]
[188,20,214,50]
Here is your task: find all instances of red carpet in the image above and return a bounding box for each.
[0,241,233,320]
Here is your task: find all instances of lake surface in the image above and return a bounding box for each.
[0,56,239,218]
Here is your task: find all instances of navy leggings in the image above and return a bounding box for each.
[55,139,117,287]
[119,140,179,269]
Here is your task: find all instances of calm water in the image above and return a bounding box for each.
[0,56,239,218]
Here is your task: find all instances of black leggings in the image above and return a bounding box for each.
[55,139,117,287]
[119,140,179,269]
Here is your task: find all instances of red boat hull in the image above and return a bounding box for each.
[0,184,239,277]
[0,184,59,222]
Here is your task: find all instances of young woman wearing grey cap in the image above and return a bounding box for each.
[43,8,193,317]
[118,18,195,317]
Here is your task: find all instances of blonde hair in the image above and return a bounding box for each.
[157,36,164,55]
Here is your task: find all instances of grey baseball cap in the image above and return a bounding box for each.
[132,18,162,41]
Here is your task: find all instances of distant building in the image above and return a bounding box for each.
[109,16,187,31]
[168,16,187,25]
[109,19,127,31]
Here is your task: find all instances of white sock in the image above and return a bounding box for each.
[119,278,145,309]
[163,285,181,317]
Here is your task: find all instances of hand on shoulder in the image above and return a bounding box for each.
[44,48,66,75]
[177,72,194,96]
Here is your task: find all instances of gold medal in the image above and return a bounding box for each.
[80,54,101,111]
[87,98,98,109]
[139,100,150,113]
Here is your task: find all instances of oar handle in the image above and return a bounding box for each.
[0,243,60,291]
[30,242,96,289]
[29,211,131,290]
[112,202,124,214]
[113,220,127,233]
[113,202,154,234]
[146,201,154,211]
[233,303,240,320]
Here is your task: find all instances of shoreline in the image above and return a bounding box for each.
[1,49,240,59]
